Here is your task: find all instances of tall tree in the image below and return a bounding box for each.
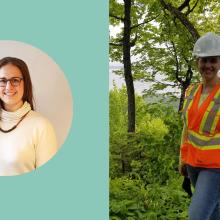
[110,0,135,132]
[110,0,160,131]
[123,0,135,132]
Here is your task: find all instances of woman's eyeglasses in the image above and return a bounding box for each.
[0,77,23,87]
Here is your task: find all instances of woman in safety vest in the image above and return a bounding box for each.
[179,32,220,220]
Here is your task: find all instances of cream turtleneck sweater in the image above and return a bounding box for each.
[0,102,58,176]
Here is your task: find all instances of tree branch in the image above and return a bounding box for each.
[185,0,199,16]
[160,0,200,41]
[130,33,138,47]
[182,57,193,81]
[130,14,160,30]
[110,42,123,46]
[171,41,182,83]
[186,65,193,81]
[109,13,124,21]
[153,79,177,87]
[178,0,190,11]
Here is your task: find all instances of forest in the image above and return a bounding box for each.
[109,0,220,219]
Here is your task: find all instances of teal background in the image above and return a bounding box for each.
[0,1,108,220]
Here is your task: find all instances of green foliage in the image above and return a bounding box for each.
[137,114,168,140]
[110,0,219,94]
[108,0,220,217]
[110,85,128,137]
[110,87,190,219]
[110,177,190,220]
[109,0,124,26]
[144,180,190,219]
[110,177,149,220]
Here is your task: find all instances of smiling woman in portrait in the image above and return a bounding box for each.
[0,57,58,176]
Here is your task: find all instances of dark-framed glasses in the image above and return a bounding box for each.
[0,77,23,87]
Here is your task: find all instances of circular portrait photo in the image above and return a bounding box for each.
[0,41,73,176]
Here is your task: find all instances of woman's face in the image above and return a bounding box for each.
[197,56,220,82]
[0,64,24,112]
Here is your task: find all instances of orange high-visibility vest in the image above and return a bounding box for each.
[181,83,220,168]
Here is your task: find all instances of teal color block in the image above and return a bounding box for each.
[0,1,108,219]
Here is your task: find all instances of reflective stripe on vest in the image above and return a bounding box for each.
[199,89,220,135]
[182,85,199,126]
[188,130,220,150]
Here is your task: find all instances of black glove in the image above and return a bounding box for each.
[182,177,192,197]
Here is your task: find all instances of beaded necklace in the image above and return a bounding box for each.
[0,110,30,133]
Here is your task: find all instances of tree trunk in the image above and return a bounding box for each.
[179,84,188,112]
[177,67,193,112]
[123,0,135,133]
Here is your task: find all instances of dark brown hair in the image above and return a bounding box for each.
[0,57,34,110]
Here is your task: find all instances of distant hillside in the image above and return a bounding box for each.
[143,93,179,110]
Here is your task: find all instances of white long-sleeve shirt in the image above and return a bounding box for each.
[0,102,58,176]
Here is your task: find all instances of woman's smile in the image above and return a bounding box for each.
[4,92,17,96]
[203,69,215,76]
